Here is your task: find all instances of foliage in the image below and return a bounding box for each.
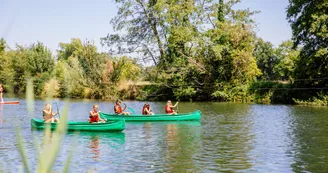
[253,38,279,80]
[286,0,328,103]
[293,93,328,106]
[287,0,328,84]
[0,42,54,95]
[56,39,142,99]
[274,40,300,80]
[249,81,293,104]
[0,38,141,100]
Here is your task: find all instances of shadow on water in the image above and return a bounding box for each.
[198,102,253,172]
[288,106,328,173]
[162,123,202,172]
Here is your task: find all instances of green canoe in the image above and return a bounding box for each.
[31,118,125,132]
[100,110,201,122]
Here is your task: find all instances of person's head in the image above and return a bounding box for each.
[167,100,172,105]
[93,104,98,111]
[144,102,150,108]
[116,99,122,104]
[43,103,52,112]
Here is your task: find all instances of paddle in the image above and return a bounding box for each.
[55,101,60,118]
[123,103,136,114]
[176,102,179,113]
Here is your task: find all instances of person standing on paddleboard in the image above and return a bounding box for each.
[0,84,4,103]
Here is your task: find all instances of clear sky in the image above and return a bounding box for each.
[0,0,292,53]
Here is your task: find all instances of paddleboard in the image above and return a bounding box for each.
[0,101,20,105]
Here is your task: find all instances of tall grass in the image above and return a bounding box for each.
[16,79,76,173]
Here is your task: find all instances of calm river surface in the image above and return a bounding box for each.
[1,98,328,172]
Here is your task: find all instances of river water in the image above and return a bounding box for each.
[0,99,328,172]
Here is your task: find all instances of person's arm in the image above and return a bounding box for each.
[145,108,150,114]
[170,102,179,108]
[98,111,104,121]
[43,110,51,116]
[90,111,98,117]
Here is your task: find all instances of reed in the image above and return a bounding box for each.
[16,79,77,173]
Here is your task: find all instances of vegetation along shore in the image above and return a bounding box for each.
[0,0,327,106]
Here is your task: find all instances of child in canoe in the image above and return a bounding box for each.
[142,103,154,115]
[89,104,106,123]
[42,103,60,123]
[165,100,179,115]
[114,99,130,115]
[0,84,4,103]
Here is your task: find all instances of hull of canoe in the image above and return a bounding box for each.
[100,110,201,122]
[31,118,125,131]
[0,101,19,104]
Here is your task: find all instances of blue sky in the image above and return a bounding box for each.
[0,0,291,53]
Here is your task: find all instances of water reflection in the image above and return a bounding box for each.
[89,135,100,161]
[0,104,3,125]
[163,123,202,172]
[4,99,328,172]
[289,106,328,173]
[143,123,152,140]
[199,103,253,172]
[74,132,126,148]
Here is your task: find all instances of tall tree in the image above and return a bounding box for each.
[274,40,300,80]
[287,0,328,81]
[253,38,278,80]
[100,0,167,65]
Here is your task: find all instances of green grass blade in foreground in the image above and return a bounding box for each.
[63,132,78,173]
[37,123,52,172]
[26,79,35,118]
[37,102,69,173]
[15,127,31,173]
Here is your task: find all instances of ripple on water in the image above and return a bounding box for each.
[2,101,328,172]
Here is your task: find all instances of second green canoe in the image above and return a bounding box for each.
[100,110,201,122]
[31,118,125,131]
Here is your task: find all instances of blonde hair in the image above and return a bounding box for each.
[43,103,52,112]
[93,104,98,108]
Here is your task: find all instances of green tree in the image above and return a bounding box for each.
[253,38,278,80]
[106,0,261,101]
[287,0,328,81]
[0,38,6,53]
[274,40,300,80]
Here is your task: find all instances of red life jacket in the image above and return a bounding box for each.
[165,104,173,113]
[115,105,122,114]
[89,111,99,122]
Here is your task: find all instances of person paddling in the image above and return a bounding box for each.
[142,102,154,115]
[165,100,179,115]
[0,84,4,103]
[89,104,106,123]
[42,103,60,123]
[114,99,130,115]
